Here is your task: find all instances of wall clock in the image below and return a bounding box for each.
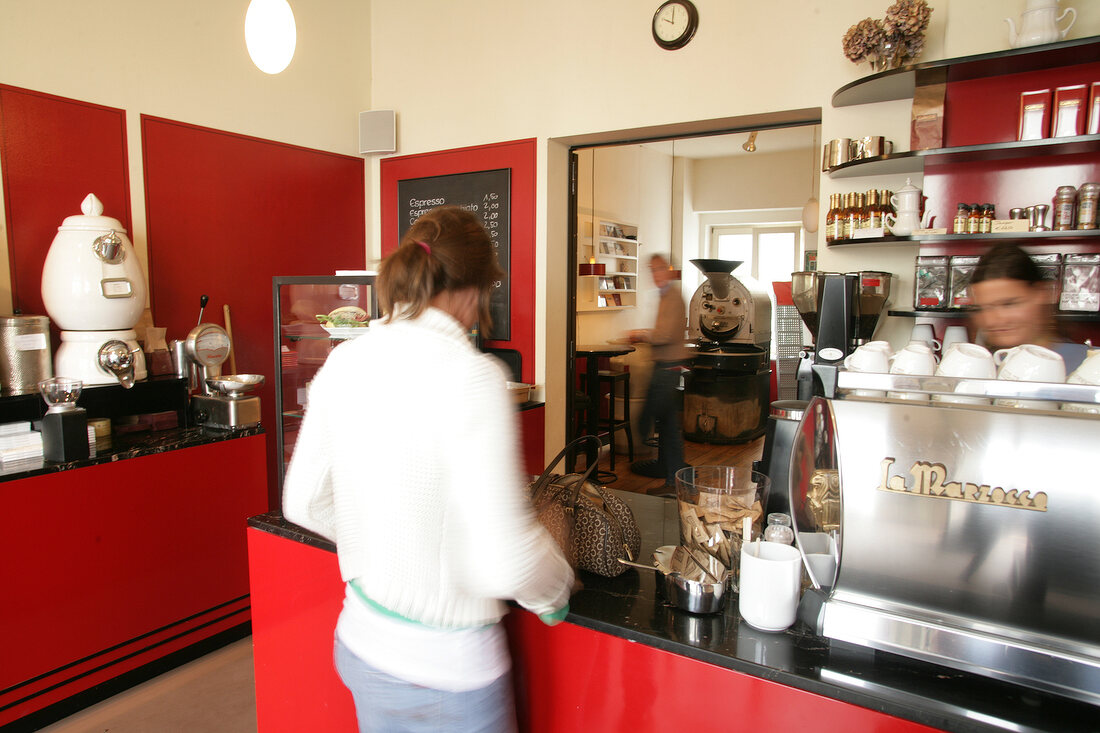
[652,0,699,50]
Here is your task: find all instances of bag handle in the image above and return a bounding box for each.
[530,435,602,507]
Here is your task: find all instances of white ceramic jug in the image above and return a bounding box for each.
[885,178,933,235]
[40,193,147,331]
[1005,0,1076,48]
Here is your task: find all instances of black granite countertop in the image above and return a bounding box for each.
[248,491,1099,733]
[0,425,264,482]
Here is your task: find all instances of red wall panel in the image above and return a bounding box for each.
[142,117,366,506]
[0,85,130,318]
[380,140,537,383]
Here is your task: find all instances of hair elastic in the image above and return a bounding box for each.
[417,241,431,254]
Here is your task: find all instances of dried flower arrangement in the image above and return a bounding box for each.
[843,0,932,71]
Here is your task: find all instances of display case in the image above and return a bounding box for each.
[272,275,378,490]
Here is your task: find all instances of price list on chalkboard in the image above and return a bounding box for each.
[398,169,511,340]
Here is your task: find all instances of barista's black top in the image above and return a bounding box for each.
[249,493,1097,733]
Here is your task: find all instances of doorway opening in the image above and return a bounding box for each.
[558,110,822,484]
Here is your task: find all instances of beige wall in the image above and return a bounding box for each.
[4,0,1099,454]
[693,149,818,213]
[0,0,372,312]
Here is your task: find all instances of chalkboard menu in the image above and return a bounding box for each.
[398,169,511,340]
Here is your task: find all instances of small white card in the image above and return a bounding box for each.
[913,228,948,236]
[852,227,886,239]
[991,219,1030,233]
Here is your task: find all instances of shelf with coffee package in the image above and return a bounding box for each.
[829,228,1100,247]
[832,36,1100,108]
[826,134,1100,179]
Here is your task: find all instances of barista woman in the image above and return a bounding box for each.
[283,206,573,732]
[970,241,1088,372]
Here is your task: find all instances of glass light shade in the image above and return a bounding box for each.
[245,0,297,74]
[802,197,820,233]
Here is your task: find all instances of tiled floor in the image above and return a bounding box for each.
[39,638,257,733]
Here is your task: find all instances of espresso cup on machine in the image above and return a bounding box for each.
[843,342,891,397]
[933,343,996,405]
[910,323,942,355]
[1063,350,1100,413]
[888,343,936,400]
[941,325,969,355]
[994,344,1066,409]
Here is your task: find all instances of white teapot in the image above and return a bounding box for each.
[885,178,934,236]
[1006,0,1076,48]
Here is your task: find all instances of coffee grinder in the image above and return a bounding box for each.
[791,271,893,399]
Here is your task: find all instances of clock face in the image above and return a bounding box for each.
[652,0,698,50]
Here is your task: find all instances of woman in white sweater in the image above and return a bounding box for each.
[283,206,573,732]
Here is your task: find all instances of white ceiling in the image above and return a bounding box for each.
[641,124,819,160]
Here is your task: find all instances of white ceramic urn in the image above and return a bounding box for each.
[41,193,147,331]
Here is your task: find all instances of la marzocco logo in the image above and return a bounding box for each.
[876,458,1048,512]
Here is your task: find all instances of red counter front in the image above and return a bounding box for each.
[0,433,268,728]
[246,521,942,733]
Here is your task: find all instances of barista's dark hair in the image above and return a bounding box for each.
[377,205,503,329]
[971,241,1043,286]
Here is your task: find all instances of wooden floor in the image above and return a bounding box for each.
[594,435,766,496]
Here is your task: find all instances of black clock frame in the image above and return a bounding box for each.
[652,0,699,50]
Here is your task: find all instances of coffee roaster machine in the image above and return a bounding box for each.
[788,370,1100,708]
[683,259,771,444]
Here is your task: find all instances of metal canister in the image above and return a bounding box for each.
[0,315,53,395]
[1053,186,1077,230]
[1077,182,1100,230]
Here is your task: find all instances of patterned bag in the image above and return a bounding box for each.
[528,436,642,577]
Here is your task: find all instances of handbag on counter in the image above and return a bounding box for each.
[528,435,641,578]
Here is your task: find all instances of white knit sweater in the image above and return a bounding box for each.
[283,306,573,627]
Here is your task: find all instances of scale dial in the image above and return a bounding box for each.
[185,323,231,368]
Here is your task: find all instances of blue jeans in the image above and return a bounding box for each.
[638,363,685,485]
[334,639,517,733]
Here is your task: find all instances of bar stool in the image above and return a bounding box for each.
[597,369,634,470]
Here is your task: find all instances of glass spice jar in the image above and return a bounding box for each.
[824,193,841,243]
[1077,183,1099,230]
[864,189,882,229]
[953,203,970,234]
[1053,186,1077,231]
[967,202,982,234]
[846,193,862,237]
[980,204,995,234]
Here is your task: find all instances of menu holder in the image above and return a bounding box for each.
[1053,84,1088,138]
[1018,88,1052,141]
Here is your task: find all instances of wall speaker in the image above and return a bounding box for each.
[358,110,396,155]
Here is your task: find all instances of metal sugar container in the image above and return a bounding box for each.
[0,315,53,395]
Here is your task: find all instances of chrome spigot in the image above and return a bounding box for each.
[97,340,140,389]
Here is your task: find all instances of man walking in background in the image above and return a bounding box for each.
[629,253,690,496]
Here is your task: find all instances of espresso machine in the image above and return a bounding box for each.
[682,259,771,444]
[789,372,1100,707]
[791,270,893,399]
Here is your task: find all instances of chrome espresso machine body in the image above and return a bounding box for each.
[682,259,771,444]
[789,372,1100,707]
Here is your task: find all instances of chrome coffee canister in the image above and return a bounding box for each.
[0,315,53,395]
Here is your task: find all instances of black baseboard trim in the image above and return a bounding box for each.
[1,622,251,733]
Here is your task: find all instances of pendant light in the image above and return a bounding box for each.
[245,0,297,74]
[801,126,820,233]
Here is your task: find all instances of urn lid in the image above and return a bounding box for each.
[58,193,127,233]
